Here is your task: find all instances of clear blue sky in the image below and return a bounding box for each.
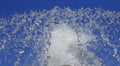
[0,0,120,18]
[0,0,120,66]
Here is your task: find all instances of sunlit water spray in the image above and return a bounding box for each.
[0,7,120,66]
[46,23,101,66]
[45,24,100,66]
[48,24,79,66]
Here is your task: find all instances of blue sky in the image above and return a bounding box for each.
[0,0,120,18]
[0,0,120,66]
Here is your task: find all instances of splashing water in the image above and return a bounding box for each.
[0,7,120,66]
[47,23,100,66]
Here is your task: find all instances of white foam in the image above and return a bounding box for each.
[47,23,101,66]
[47,24,79,66]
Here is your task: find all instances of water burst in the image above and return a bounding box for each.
[0,7,120,66]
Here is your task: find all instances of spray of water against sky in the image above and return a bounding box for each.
[0,7,120,66]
